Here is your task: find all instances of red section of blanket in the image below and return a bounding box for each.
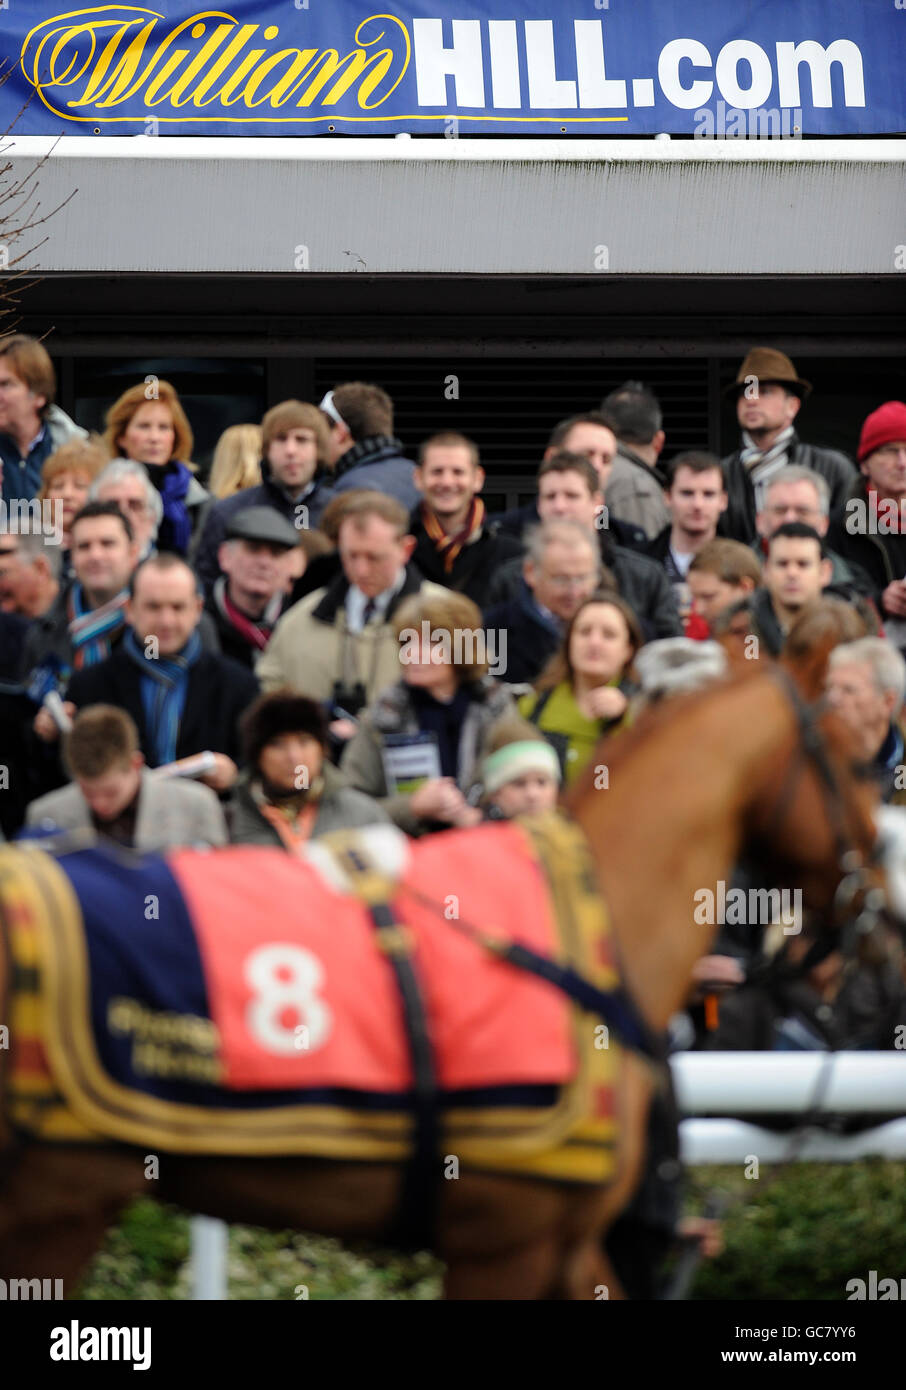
[171,823,575,1092]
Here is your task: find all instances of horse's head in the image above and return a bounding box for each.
[748,666,902,966]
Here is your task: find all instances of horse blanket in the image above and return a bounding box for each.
[0,813,623,1184]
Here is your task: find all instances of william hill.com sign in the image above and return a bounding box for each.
[7,2,903,136]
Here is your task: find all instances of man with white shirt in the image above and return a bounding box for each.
[257,491,447,719]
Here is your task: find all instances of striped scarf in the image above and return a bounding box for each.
[740,426,796,511]
[212,576,283,653]
[421,496,485,574]
[122,626,201,766]
[67,583,129,669]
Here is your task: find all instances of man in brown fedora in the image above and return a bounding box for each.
[720,347,855,544]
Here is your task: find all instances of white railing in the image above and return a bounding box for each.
[189,1052,906,1297]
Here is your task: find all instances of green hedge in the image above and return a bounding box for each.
[75,1160,905,1300]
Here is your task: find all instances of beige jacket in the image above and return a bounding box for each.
[26,768,228,850]
[257,570,449,704]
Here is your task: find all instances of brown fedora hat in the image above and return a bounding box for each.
[725,347,812,400]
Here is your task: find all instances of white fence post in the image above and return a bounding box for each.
[190,1216,228,1300]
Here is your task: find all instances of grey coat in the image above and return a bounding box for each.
[25,767,228,850]
[605,445,671,540]
[340,676,514,834]
[229,760,390,846]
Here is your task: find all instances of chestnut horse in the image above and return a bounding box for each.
[0,663,885,1300]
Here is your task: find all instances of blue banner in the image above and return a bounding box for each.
[5,2,903,136]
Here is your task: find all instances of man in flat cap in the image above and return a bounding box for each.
[720,347,856,544]
[205,506,301,669]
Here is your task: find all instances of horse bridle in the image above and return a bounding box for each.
[758,667,893,957]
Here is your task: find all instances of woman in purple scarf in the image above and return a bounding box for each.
[103,380,209,555]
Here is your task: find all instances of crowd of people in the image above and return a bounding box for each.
[2,331,905,1295]
[1,333,905,1042]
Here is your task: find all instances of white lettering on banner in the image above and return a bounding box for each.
[413,18,485,106]
[19,12,870,126]
[525,20,576,108]
[776,39,865,108]
[487,20,521,108]
[658,38,714,108]
[574,20,627,107]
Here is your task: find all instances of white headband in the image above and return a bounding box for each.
[483,740,561,796]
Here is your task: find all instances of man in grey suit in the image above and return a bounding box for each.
[26,705,227,851]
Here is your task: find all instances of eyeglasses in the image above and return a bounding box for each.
[875,445,906,462]
[545,572,599,590]
[319,390,346,430]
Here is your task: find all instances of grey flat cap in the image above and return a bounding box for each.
[225,506,299,549]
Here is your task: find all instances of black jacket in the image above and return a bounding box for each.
[720,433,856,544]
[66,644,259,768]
[203,589,293,670]
[192,469,334,596]
[408,510,524,612]
[645,525,698,586]
[20,586,222,685]
[598,530,684,640]
[484,535,682,642]
[483,581,562,685]
[826,474,906,612]
[746,587,786,657]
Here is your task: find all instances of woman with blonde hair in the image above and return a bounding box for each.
[207,423,263,499]
[341,589,513,835]
[103,380,208,554]
[37,436,109,551]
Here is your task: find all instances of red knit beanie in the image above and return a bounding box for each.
[858,401,906,463]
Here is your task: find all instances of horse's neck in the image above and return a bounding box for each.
[574,678,793,1032]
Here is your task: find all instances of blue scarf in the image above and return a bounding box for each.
[67,582,130,667]
[122,626,201,766]
[151,462,193,555]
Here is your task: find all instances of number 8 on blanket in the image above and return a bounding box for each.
[245,945,333,1056]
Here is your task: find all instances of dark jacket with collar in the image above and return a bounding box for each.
[720,431,856,544]
[330,436,419,510]
[65,642,259,768]
[483,581,562,686]
[598,529,684,640]
[826,473,906,611]
[18,587,129,688]
[645,524,699,586]
[407,508,524,611]
[745,586,786,657]
[192,467,334,596]
[483,533,682,641]
[20,586,222,684]
[203,586,293,670]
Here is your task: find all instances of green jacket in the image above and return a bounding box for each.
[518,680,630,786]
